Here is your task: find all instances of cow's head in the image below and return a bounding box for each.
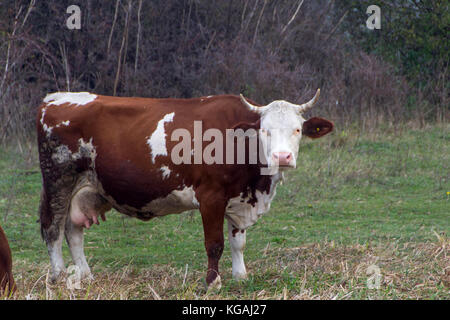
[240,89,333,170]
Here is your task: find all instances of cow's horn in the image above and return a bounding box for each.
[240,94,268,113]
[296,89,320,113]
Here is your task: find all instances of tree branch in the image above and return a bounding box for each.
[281,0,304,35]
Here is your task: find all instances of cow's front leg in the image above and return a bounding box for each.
[227,220,247,280]
[200,198,225,290]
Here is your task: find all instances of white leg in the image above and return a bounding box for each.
[47,221,66,282]
[65,220,92,280]
[227,220,247,280]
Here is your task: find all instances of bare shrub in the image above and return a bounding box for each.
[0,0,422,144]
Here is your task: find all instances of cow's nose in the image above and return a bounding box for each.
[272,152,293,166]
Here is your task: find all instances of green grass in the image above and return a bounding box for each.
[0,124,449,299]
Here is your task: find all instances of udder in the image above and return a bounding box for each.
[69,186,111,229]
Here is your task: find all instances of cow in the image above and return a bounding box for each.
[37,89,333,289]
[0,224,15,295]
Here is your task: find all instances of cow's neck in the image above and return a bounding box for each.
[225,171,284,230]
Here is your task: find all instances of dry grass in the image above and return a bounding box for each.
[4,237,448,300]
[1,125,448,300]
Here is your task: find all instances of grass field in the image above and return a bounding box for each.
[0,124,449,300]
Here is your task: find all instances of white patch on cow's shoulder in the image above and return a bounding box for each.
[225,173,283,230]
[160,166,171,180]
[147,112,175,163]
[44,92,97,106]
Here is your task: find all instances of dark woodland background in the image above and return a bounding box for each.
[0,0,448,142]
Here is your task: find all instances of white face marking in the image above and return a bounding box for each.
[147,112,175,163]
[259,101,305,168]
[44,92,97,106]
[160,166,171,180]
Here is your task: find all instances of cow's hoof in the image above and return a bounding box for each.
[82,272,94,281]
[78,266,94,281]
[49,269,66,284]
[207,275,222,291]
[67,265,94,282]
[232,272,248,281]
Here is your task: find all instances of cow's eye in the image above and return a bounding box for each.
[294,128,301,135]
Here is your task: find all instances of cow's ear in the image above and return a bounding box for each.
[302,117,334,139]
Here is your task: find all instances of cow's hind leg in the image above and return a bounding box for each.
[64,220,92,280]
[65,184,110,280]
[227,220,247,280]
[38,136,79,282]
[39,188,70,282]
[47,217,66,282]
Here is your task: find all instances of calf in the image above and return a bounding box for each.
[37,90,333,288]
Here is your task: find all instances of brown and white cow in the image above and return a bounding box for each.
[0,224,15,295]
[37,90,333,288]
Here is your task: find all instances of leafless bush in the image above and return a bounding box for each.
[0,0,423,145]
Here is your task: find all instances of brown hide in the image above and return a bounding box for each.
[0,225,14,295]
